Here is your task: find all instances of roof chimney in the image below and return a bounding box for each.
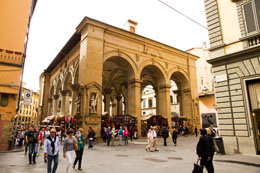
[124,19,138,34]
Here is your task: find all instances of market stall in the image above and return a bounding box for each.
[141,115,168,137]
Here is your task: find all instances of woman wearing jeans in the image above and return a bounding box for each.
[73,128,85,171]
[123,127,129,145]
[63,129,76,173]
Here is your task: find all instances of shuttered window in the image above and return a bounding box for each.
[255,0,260,29]
[244,2,256,33]
[243,0,260,34]
[0,94,9,107]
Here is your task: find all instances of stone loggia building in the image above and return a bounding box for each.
[204,0,260,154]
[39,17,200,137]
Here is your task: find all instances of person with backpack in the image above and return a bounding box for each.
[44,128,60,173]
[26,126,39,164]
[73,128,85,171]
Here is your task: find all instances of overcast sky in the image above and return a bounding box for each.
[23,0,209,91]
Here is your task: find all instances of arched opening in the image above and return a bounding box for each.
[170,71,192,134]
[102,56,136,129]
[140,65,168,136]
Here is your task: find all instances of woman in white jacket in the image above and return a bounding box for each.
[145,129,154,152]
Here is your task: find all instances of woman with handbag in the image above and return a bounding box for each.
[73,128,85,171]
[63,128,77,173]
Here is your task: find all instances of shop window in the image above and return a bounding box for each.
[0,93,9,107]
[243,0,260,34]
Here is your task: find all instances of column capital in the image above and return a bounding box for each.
[116,95,122,101]
[128,79,142,84]
[60,90,67,96]
[160,84,172,89]
[70,84,79,91]
[53,94,59,100]
[104,88,112,94]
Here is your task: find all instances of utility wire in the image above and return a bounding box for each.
[157,0,208,30]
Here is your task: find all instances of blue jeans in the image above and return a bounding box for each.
[107,136,111,146]
[89,139,93,148]
[28,143,36,163]
[124,136,128,145]
[47,154,59,173]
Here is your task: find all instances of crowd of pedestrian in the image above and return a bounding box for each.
[12,123,220,173]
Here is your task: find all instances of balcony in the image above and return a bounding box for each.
[0,49,23,66]
[240,32,260,48]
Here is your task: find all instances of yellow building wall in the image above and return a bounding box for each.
[0,0,33,150]
[218,0,243,54]
[0,0,31,52]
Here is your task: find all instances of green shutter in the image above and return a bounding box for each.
[244,2,256,33]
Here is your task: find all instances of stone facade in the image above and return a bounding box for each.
[204,0,260,154]
[39,17,200,137]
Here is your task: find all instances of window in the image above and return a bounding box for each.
[142,99,146,108]
[0,94,9,106]
[243,0,260,34]
[170,95,173,104]
[130,26,135,33]
[148,98,153,108]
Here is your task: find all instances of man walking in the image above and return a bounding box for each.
[87,127,95,149]
[26,126,39,164]
[118,126,123,146]
[44,128,60,173]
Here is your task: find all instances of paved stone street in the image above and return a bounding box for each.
[0,136,260,173]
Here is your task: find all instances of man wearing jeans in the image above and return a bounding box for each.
[26,126,39,164]
[44,128,60,173]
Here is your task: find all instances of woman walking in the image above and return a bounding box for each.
[73,128,85,171]
[145,129,153,151]
[63,128,76,173]
[123,127,129,145]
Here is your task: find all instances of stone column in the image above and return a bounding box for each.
[157,84,172,130]
[52,95,59,116]
[70,84,78,117]
[154,87,159,114]
[47,98,52,116]
[116,95,122,115]
[127,79,141,137]
[60,90,67,116]
[104,88,112,113]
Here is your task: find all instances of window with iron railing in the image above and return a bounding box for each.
[242,0,260,47]
[243,0,260,34]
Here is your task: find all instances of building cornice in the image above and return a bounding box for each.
[207,46,260,66]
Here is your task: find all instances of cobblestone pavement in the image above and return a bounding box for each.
[0,135,260,173]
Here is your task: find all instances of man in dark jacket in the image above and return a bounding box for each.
[87,127,95,149]
[196,128,212,173]
[26,126,39,164]
[162,127,169,146]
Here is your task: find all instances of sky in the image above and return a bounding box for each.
[23,0,209,91]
